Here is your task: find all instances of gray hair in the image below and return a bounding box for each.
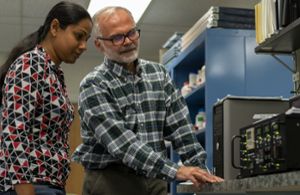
[92,6,134,38]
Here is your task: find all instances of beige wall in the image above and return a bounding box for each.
[61,53,103,103]
[66,104,84,195]
[0,52,7,65]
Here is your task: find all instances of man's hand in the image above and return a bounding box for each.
[15,183,35,195]
[176,166,224,187]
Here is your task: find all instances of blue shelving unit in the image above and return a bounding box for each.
[166,28,293,195]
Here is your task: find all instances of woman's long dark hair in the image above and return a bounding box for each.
[0,1,91,103]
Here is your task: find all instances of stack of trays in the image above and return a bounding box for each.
[161,32,183,65]
[181,6,255,51]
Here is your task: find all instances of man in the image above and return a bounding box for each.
[72,6,223,195]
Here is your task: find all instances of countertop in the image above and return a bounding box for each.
[177,171,300,194]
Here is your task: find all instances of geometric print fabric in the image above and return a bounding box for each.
[0,45,74,191]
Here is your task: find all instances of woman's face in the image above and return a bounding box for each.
[53,18,92,64]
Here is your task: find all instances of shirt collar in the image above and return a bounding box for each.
[104,57,142,78]
[36,45,65,85]
[36,45,56,68]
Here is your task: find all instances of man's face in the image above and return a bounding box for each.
[95,9,140,64]
[100,31,139,64]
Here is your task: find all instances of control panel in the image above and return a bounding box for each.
[233,113,300,178]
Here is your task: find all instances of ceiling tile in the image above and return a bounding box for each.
[0,24,21,52]
[0,16,21,25]
[22,0,90,17]
[0,0,21,17]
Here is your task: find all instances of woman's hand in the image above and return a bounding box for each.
[15,183,35,195]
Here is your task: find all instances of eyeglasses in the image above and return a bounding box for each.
[96,28,141,46]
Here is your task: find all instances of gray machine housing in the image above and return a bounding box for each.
[212,96,289,180]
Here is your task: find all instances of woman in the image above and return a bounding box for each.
[0,1,92,195]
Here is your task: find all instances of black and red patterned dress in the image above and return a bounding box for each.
[0,45,74,191]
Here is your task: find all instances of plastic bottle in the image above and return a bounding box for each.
[181,81,192,97]
[196,65,206,86]
[189,73,197,88]
[195,108,206,130]
[200,65,206,84]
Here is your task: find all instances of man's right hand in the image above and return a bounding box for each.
[175,166,224,187]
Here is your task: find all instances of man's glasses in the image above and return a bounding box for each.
[96,28,141,46]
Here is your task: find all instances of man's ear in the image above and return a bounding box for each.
[94,39,104,52]
[49,19,60,37]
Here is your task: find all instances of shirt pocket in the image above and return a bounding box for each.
[124,106,137,133]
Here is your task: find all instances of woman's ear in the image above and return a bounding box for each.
[49,19,60,37]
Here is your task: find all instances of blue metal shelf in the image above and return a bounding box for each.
[165,28,293,195]
[184,83,205,124]
[185,83,205,106]
[166,32,206,72]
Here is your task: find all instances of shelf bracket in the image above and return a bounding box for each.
[271,51,300,95]
[293,50,300,94]
[271,54,296,73]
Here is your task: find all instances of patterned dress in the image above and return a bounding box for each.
[0,45,74,191]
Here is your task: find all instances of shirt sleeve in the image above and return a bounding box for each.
[1,53,44,184]
[162,68,207,169]
[79,77,179,181]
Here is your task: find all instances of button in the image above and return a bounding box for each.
[216,142,219,150]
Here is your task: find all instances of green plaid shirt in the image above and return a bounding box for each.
[72,57,207,181]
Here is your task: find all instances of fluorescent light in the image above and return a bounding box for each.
[87,0,152,23]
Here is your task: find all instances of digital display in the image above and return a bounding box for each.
[246,127,255,150]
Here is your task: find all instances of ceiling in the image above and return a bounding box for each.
[0,0,260,62]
